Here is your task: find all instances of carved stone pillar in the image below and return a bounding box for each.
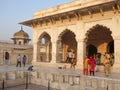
[76,39,86,68]
[32,42,38,63]
[114,39,120,64]
[111,14,120,73]
[51,41,57,63]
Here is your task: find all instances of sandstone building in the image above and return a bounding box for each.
[20,0,120,73]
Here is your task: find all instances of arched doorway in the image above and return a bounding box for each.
[107,41,114,53]
[85,24,114,64]
[38,32,52,62]
[58,29,77,63]
[4,52,9,64]
[86,45,97,58]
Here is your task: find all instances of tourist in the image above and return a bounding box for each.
[109,53,114,66]
[70,51,76,69]
[89,56,96,76]
[66,49,72,63]
[83,55,89,75]
[16,54,21,67]
[28,65,33,71]
[22,55,27,67]
[103,52,111,77]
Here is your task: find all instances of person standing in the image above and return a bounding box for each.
[103,52,111,77]
[83,56,89,75]
[109,53,114,66]
[22,55,27,67]
[70,52,76,69]
[89,56,96,76]
[66,49,72,63]
[16,54,21,67]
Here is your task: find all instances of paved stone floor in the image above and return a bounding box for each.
[4,84,59,90]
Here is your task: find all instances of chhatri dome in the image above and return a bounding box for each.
[11,26,31,45]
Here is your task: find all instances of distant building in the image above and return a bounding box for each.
[0,27,33,65]
[11,27,31,45]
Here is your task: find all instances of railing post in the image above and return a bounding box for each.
[48,80,50,90]
[24,71,30,90]
[107,85,108,90]
[2,79,4,90]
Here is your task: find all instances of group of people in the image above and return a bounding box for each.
[83,52,114,77]
[16,54,27,67]
[16,54,34,71]
[83,56,96,76]
[16,51,114,76]
[66,50,77,69]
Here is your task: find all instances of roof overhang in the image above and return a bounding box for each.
[19,0,120,27]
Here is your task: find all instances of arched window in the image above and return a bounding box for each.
[5,52,9,60]
[19,41,21,45]
[41,38,46,44]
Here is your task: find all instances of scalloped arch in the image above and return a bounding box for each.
[85,24,112,41]
[38,31,51,40]
[58,29,76,40]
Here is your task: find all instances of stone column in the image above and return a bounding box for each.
[114,39,120,64]
[111,14,120,73]
[32,42,38,63]
[76,39,86,69]
[112,38,120,73]
[51,41,57,63]
[46,41,51,62]
[75,21,85,69]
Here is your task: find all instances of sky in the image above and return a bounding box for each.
[0,0,72,43]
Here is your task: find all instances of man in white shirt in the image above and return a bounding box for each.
[16,54,21,67]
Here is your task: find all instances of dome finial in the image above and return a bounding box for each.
[21,25,23,30]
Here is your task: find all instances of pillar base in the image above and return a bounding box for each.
[110,64,120,73]
[75,62,83,70]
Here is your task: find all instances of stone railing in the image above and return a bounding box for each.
[0,70,25,88]
[30,70,120,90]
[0,70,120,90]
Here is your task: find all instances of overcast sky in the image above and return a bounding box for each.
[0,0,72,42]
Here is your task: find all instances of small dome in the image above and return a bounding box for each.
[14,30,29,38]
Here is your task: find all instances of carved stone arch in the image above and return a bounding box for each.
[85,24,114,64]
[57,28,77,63]
[37,31,52,62]
[85,24,113,45]
[38,32,51,42]
[58,29,76,40]
[37,32,51,45]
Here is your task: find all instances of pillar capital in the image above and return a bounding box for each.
[51,40,57,43]
[76,38,85,42]
[113,36,120,40]
[33,41,38,44]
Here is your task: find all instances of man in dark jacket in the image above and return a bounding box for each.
[28,65,33,71]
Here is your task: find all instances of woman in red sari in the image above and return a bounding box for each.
[89,56,96,76]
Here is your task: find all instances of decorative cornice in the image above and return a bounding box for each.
[19,0,120,27]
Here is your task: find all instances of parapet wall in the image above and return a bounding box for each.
[0,70,120,90]
[31,70,120,90]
